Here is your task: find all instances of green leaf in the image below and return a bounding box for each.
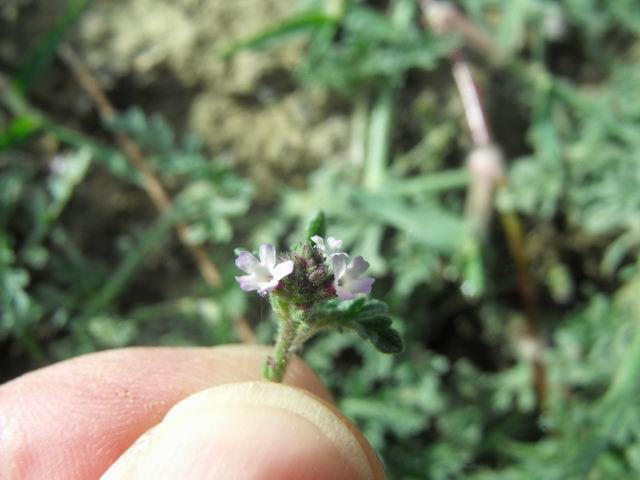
[354,320,404,354]
[353,190,467,253]
[305,211,327,242]
[312,298,404,354]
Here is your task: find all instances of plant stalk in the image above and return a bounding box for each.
[420,1,547,407]
[265,297,300,382]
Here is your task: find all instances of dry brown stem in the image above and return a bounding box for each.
[419,1,547,406]
[59,45,255,343]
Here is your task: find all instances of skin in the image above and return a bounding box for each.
[0,345,386,480]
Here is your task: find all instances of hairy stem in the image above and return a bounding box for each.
[265,297,299,382]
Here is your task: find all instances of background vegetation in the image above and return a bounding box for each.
[2,0,640,478]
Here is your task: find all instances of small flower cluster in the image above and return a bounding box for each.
[235,236,374,301]
[232,216,399,383]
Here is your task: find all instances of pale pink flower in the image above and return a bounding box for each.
[235,244,293,295]
[311,235,345,258]
[332,254,375,300]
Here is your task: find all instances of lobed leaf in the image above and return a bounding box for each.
[313,298,404,354]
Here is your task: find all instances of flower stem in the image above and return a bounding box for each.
[265,296,299,382]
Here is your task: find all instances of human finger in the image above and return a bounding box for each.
[0,345,331,479]
[102,382,385,480]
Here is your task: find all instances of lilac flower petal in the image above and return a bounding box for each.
[312,235,346,258]
[333,254,374,299]
[235,275,259,292]
[327,237,342,251]
[331,254,348,279]
[271,260,294,281]
[258,278,279,294]
[335,284,356,300]
[350,277,375,295]
[310,236,324,248]
[348,256,370,277]
[259,244,276,269]
[235,251,260,274]
[235,243,295,296]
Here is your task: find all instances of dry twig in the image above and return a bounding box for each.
[59,45,255,343]
[420,1,547,406]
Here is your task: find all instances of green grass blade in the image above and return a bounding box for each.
[80,216,172,319]
[14,0,92,92]
[0,115,42,151]
[221,11,338,58]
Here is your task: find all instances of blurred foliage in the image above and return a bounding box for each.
[2,0,640,478]
[0,98,252,358]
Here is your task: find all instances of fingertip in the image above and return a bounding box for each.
[103,382,385,480]
[1,345,332,479]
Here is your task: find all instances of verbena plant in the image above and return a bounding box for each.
[234,212,402,382]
